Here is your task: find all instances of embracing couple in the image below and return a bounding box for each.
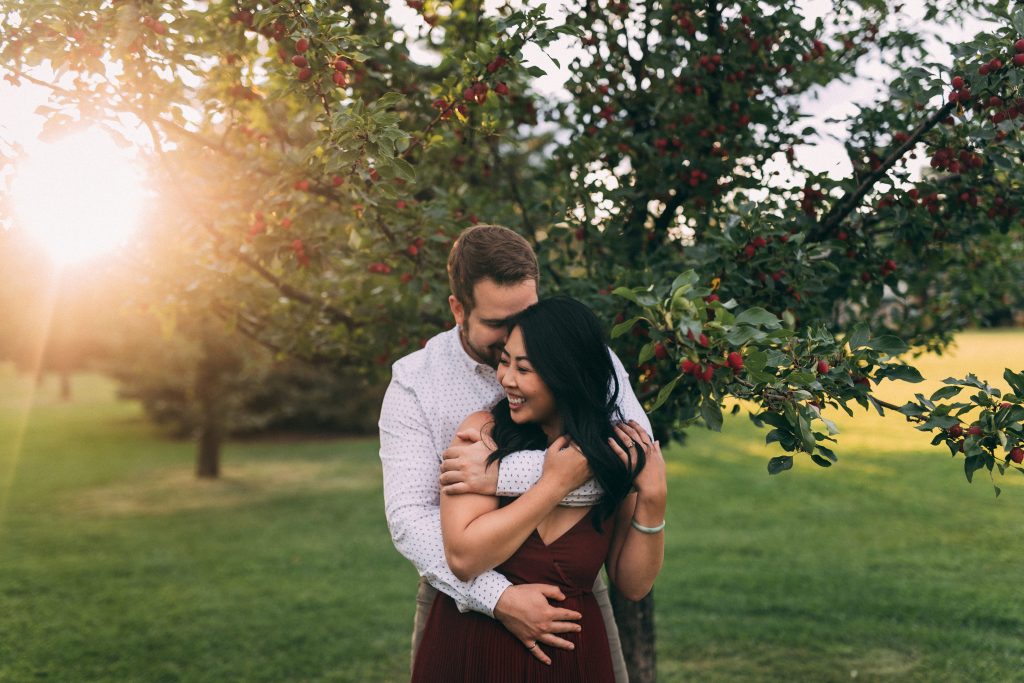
[379,224,667,682]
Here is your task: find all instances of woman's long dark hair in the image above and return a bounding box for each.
[487,296,644,525]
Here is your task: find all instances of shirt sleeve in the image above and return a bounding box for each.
[378,371,511,616]
[608,346,653,438]
[495,450,604,505]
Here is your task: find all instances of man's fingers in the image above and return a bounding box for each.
[548,607,583,623]
[537,584,566,601]
[523,640,551,665]
[546,617,583,633]
[440,482,469,496]
[440,458,468,474]
[439,470,463,485]
[455,429,481,443]
[548,435,570,452]
[537,633,575,651]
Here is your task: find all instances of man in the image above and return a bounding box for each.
[378,224,652,679]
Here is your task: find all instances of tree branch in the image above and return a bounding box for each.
[810,100,957,241]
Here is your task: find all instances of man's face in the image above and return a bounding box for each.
[449,278,538,368]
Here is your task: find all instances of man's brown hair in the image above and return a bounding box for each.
[447,224,539,310]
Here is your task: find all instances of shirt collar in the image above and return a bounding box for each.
[445,326,496,378]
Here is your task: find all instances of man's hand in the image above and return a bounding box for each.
[540,436,592,495]
[440,435,498,495]
[493,583,582,665]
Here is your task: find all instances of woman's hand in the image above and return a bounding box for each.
[609,421,667,498]
[541,435,592,495]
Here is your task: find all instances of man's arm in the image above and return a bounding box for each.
[378,374,510,615]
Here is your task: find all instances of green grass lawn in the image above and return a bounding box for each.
[1,332,1023,682]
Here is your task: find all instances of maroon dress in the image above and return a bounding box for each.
[411,507,615,683]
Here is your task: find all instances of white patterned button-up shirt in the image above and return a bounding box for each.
[378,326,652,616]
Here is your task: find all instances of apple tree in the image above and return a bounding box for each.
[3,0,1024,680]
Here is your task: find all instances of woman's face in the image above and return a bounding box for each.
[497,326,559,435]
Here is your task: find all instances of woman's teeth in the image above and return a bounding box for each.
[508,395,525,407]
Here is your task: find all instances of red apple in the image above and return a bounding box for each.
[1010,447,1024,464]
[817,360,830,374]
[296,37,309,53]
[727,351,743,371]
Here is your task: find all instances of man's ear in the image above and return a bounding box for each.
[448,294,465,327]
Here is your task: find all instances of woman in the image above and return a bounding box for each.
[411,297,667,682]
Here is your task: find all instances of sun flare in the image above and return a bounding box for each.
[11,128,146,265]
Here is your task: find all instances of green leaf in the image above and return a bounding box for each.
[669,269,699,292]
[391,157,416,182]
[767,455,794,475]
[1003,369,1024,397]
[734,307,781,327]
[725,326,763,346]
[745,350,767,374]
[612,287,639,304]
[700,399,723,432]
[897,401,928,418]
[649,376,680,412]
[788,371,816,386]
[964,454,985,483]
[867,335,909,356]
[848,323,870,350]
[611,316,642,339]
[1012,7,1024,35]
[876,364,924,383]
[930,386,963,401]
[797,414,816,452]
[638,341,655,365]
[810,451,834,468]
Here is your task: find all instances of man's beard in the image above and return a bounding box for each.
[459,321,501,368]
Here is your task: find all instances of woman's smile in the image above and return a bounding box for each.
[498,327,558,434]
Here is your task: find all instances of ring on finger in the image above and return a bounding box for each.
[527,642,538,650]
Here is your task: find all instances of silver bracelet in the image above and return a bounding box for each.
[630,517,665,534]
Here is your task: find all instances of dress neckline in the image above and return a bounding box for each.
[532,509,594,547]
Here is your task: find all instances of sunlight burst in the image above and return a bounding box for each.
[11,128,146,265]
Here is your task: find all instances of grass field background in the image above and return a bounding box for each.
[1,331,1022,682]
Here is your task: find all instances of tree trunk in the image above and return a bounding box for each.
[611,587,657,683]
[194,321,232,479]
[195,420,222,478]
[59,371,71,401]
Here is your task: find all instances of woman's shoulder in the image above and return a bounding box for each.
[456,410,495,436]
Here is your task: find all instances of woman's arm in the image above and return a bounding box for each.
[441,411,591,582]
[605,424,667,602]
